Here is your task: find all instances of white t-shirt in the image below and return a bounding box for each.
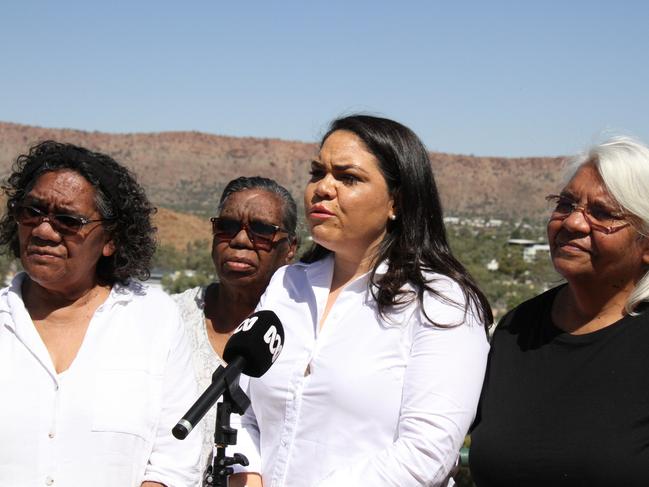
[235,256,490,486]
[0,273,202,487]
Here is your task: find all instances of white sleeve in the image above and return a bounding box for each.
[317,294,489,486]
[142,304,203,487]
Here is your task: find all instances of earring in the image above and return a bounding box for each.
[389,214,396,221]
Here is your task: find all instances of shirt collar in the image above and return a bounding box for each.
[0,273,30,334]
[301,255,391,294]
[0,273,138,331]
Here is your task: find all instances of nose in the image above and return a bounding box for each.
[561,207,591,233]
[29,218,63,242]
[228,225,255,249]
[313,174,336,199]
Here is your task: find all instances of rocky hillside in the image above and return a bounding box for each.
[0,122,566,247]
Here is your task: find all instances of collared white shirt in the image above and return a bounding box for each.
[235,256,489,486]
[0,273,202,487]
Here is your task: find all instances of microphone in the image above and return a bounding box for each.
[172,310,284,440]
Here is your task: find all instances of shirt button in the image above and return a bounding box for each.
[45,476,54,485]
[48,432,55,439]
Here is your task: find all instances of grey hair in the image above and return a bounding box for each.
[94,186,116,220]
[218,176,297,237]
[565,135,649,313]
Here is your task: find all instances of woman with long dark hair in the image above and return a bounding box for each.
[230,115,491,487]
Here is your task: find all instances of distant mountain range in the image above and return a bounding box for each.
[0,122,565,248]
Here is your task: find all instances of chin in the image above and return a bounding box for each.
[22,262,59,282]
[552,262,594,283]
[310,233,340,252]
[220,270,258,284]
[24,272,66,291]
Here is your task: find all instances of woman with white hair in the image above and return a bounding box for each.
[469,136,649,486]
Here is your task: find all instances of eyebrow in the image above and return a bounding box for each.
[311,159,369,174]
[559,190,617,208]
[219,215,279,225]
[23,196,81,214]
[332,162,366,171]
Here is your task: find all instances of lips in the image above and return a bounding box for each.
[555,240,591,254]
[308,204,335,218]
[222,256,256,273]
[25,247,64,259]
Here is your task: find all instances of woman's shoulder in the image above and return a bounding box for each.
[495,285,563,335]
[417,272,479,328]
[111,280,183,318]
[94,282,187,344]
[171,285,206,309]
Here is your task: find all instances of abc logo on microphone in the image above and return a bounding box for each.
[232,312,283,364]
[224,310,285,377]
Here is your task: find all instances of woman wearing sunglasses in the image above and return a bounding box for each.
[231,115,492,487]
[470,137,649,486]
[172,176,298,472]
[0,141,202,486]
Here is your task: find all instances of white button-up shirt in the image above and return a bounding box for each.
[0,273,202,487]
[235,256,489,486]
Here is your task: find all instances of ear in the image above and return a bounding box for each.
[388,190,399,220]
[102,239,116,258]
[285,236,298,263]
[642,249,649,267]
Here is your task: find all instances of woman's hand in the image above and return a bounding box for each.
[229,472,263,487]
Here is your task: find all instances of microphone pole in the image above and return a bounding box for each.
[204,365,251,487]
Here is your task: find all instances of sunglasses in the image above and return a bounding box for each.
[12,203,110,236]
[210,217,290,251]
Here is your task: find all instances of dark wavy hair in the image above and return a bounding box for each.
[0,140,156,285]
[302,115,492,330]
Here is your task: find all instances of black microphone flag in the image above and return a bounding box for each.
[172,310,284,440]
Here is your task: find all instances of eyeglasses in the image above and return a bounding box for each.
[11,203,110,236]
[545,194,631,234]
[210,217,290,251]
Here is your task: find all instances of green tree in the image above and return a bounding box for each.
[161,271,212,294]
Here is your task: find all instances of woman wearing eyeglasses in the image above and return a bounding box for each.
[469,136,649,486]
[0,141,202,486]
[230,115,491,487]
[172,176,298,472]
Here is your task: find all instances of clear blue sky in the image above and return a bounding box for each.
[1,0,648,157]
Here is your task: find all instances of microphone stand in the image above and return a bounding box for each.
[203,369,251,487]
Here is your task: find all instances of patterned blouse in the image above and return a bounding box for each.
[172,286,226,472]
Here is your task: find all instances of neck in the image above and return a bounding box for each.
[22,276,111,320]
[331,251,376,292]
[204,282,260,333]
[554,278,636,334]
[23,276,106,308]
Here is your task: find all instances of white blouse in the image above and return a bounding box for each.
[235,256,490,487]
[0,273,202,487]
